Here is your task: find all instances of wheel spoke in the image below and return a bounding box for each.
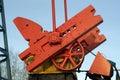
[69,56,76,67]
[58,53,68,57]
[61,57,68,67]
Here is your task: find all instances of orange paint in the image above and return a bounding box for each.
[14,5,106,71]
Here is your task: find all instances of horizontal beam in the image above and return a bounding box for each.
[0,54,6,57]
[0,47,6,54]
[0,57,7,63]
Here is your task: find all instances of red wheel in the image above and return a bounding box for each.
[52,41,84,71]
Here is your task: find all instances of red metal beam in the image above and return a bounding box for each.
[64,0,68,22]
[51,0,56,32]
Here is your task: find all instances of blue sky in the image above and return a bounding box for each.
[2,0,120,79]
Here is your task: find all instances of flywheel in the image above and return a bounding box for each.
[52,41,85,71]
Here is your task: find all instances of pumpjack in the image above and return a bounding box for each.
[13,0,120,80]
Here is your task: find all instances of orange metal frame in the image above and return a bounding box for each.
[14,5,106,72]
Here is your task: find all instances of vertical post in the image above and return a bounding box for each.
[51,0,56,32]
[0,0,12,80]
[64,0,68,22]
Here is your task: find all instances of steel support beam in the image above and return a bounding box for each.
[0,0,12,80]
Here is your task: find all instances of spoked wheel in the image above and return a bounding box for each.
[52,41,85,71]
